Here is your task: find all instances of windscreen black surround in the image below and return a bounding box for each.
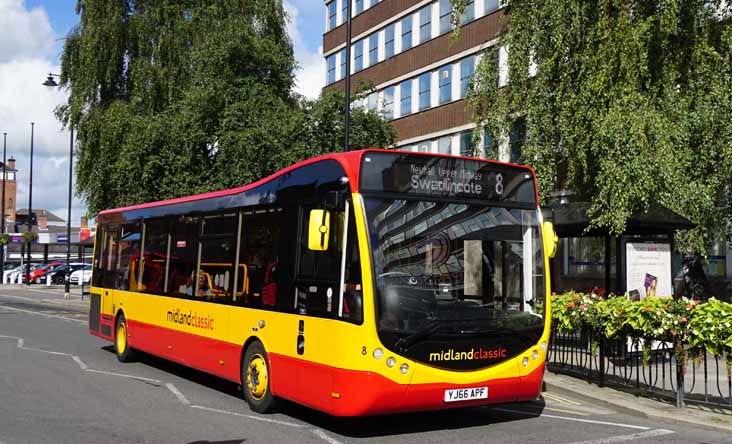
[360,152,545,371]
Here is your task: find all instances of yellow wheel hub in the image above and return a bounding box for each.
[116,323,127,354]
[247,354,268,400]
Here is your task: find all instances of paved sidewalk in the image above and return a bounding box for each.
[544,371,732,433]
[0,284,90,312]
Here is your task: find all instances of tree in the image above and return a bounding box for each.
[57,1,395,214]
[452,0,732,254]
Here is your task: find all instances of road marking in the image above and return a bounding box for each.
[564,428,675,444]
[85,368,162,385]
[543,406,591,416]
[0,303,86,324]
[544,392,583,405]
[166,383,191,405]
[491,408,651,430]
[72,355,89,370]
[190,405,304,428]
[311,428,344,444]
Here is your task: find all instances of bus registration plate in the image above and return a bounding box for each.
[444,386,488,403]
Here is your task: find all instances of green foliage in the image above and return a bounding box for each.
[21,232,38,244]
[57,1,396,214]
[551,292,731,367]
[0,234,10,246]
[454,0,732,253]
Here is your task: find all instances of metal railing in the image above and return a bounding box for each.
[547,327,732,410]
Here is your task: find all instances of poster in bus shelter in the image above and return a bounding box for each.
[625,242,672,300]
[625,242,672,352]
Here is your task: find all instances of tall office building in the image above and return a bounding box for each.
[322,0,521,161]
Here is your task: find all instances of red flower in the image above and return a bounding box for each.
[573,295,580,301]
[685,304,692,310]
[663,304,669,310]
[679,317,687,325]
[579,304,587,311]
[644,306,653,312]
[567,302,576,309]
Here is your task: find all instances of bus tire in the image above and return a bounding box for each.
[242,341,280,414]
[115,313,136,363]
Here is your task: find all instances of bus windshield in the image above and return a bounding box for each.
[364,197,546,354]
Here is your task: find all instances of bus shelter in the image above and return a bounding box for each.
[542,202,695,298]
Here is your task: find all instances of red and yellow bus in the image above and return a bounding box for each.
[89,149,557,416]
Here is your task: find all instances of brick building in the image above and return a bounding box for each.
[322,0,521,161]
[1,157,18,226]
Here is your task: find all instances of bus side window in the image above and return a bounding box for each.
[198,213,237,302]
[92,227,106,287]
[102,226,120,289]
[140,219,171,295]
[238,208,282,308]
[166,216,198,299]
[117,222,141,291]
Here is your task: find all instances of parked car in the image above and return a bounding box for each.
[8,264,45,283]
[2,264,24,282]
[69,265,92,285]
[37,263,88,284]
[29,262,65,284]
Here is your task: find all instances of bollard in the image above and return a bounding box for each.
[46,274,52,286]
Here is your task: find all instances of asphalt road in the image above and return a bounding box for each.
[0,288,730,444]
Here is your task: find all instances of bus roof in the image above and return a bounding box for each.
[97,149,537,218]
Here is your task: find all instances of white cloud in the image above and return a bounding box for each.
[0,0,54,64]
[284,1,325,99]
[0,1,86,227]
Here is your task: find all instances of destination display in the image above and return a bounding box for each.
[360,152,537,204]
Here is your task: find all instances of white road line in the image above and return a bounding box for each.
[565,428,675,444]
[166,383,191,405]
[0,304,86,324]
[544,392,583,406]
[85,368,162,385]
[72,355,89,370]
[311,428,344,444]
[190,405,304,428]
[21,346,70,356]
[491,408,651,430]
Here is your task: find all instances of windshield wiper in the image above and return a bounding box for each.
[394,320,441,353]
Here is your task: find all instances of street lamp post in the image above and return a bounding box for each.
[343,0,353,153]
[26,123,34,286]
[1,132,7,276]
[43,73,74,299]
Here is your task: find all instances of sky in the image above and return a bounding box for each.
[0,0,325,226]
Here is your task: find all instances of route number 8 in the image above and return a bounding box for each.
[495,173,504,195]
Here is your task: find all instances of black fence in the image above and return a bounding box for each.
[547,327,732,409]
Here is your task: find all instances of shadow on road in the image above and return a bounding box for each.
[101,345,544,438]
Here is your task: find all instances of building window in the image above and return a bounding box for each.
[462,0,475,24]
[340,48,346,79]
[385,24,395,59]
[401,14,413,51]
[460,131,474,156]
[355,0,364,15]
[460,56,475,98]
[485,0,499,14]
[419,5,432,44]
[509,118,526,163]
[439,0,452,35]
[327,54,336,84]
[367,92,378,111]
[483,128,494,158]
[369,33,378,66]
[438,64,452,104]
[327,1,337,30]
[354,39,363,71]
[383,86,394,120]
[438,136,452,154]
[400,79,412,116]
[342,0,349,23]
[419,72,431,111]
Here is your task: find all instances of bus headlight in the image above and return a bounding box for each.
[400,363,409,374]
[532,350,539,360]
[522,357,529,367]
[540,342,547,351]
[373,348,383,360]
[386,357,396,368]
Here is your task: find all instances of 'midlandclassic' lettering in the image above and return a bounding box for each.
[429,348,508,362]
[409,164,483,196]
[166,309,215,331]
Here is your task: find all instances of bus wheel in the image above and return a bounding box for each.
[115,314,136,363]
[242,341,280,413]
